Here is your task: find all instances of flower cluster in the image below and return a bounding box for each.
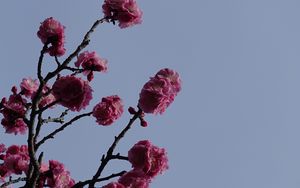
[52,76,93,111]
[37,17,66,56]
[20,77,39,98]
[0,87,27,135]
[75,51,108,81]
[93,95,124,126]
[0,144,30,181]
[38,160,75,188]
[138,68,182,114]
[128,140,168,177]
[102,0,143,28]
[103,140,168,188]
[0,1,182,187]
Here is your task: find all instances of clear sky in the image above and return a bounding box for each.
[1,0,300,187]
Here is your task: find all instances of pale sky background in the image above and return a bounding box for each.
[1,0,300,187]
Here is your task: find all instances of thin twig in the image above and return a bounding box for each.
[87,110,142,188]
[42,117,64,124]
[36,112,92,149]
[0,177,26,188]
[64,66,84,72]
[35,100,60,114]
[55,56,61,67]
[37,43,48,83]
[72,171,126,188]
[111,153,129,161]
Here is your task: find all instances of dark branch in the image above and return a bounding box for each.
[87,109,142,188]
[72,171,126,188]
[36,112,92,149]
[35,100,60,115]
[55,56,61,67]
[0,177,26,188]
[37,43,48,83]
[111,153,128,161]
[25,43,50,187]
[64,66,84,72]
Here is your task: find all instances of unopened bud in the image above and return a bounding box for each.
[11,86,18,94]
[128,106,137,114]
[140,119,148,127]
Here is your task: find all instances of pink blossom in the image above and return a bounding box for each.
[75,51,108,81]
[38,93,56,109]
[138,68,181,114]
[103,182,125,188]
[0,166,8,182]
[118,170,150,188]
[128,140,168,178]
[31,84,56,109]
[0,145,29,179]
[52,76,93,111]
[102,0,143,28]
[92,95,123,126]
[155,68,182,94]
[0,89,27,135]
[44,160,75,188]
[37,17,66,56]
[20,77,39,98]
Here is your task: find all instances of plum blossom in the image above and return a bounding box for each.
[52,76,93,111]
[37,17,66,56]
[75,51,108,81]
[40,160,75,188]
[155,68,182,94]
[118,170,150,188]
[103,182,125,188]
[102,0,143,28]
[92,95,124,126]
[128,140,168,178]
[20,77,39,98]
[0,87,27,135]
[138,68,181,114]
[0,145,29,180]
[38,93,56,109]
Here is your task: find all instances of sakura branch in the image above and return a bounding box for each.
[0,0,182,188]
[72,171,127,188]
[87,109,142,188]
[0,177,26,188]
[36,112,93,149]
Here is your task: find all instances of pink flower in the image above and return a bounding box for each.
[44,160,75,188]
[118,170,150,188]
[75,51,108,81]
[0,145,29,179]
[52,76,93,111]
[20,77,39,98]
[38,93,56,109]
[138,68,181,114]
[102,0,143,28]
[0,89,27,135]
[128,140,168,178]
[103,182,125,188]
[155,68,182,94]
[37,17,66,56]
[92,95,124,126]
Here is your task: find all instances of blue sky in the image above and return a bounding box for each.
[1,0,300,187]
